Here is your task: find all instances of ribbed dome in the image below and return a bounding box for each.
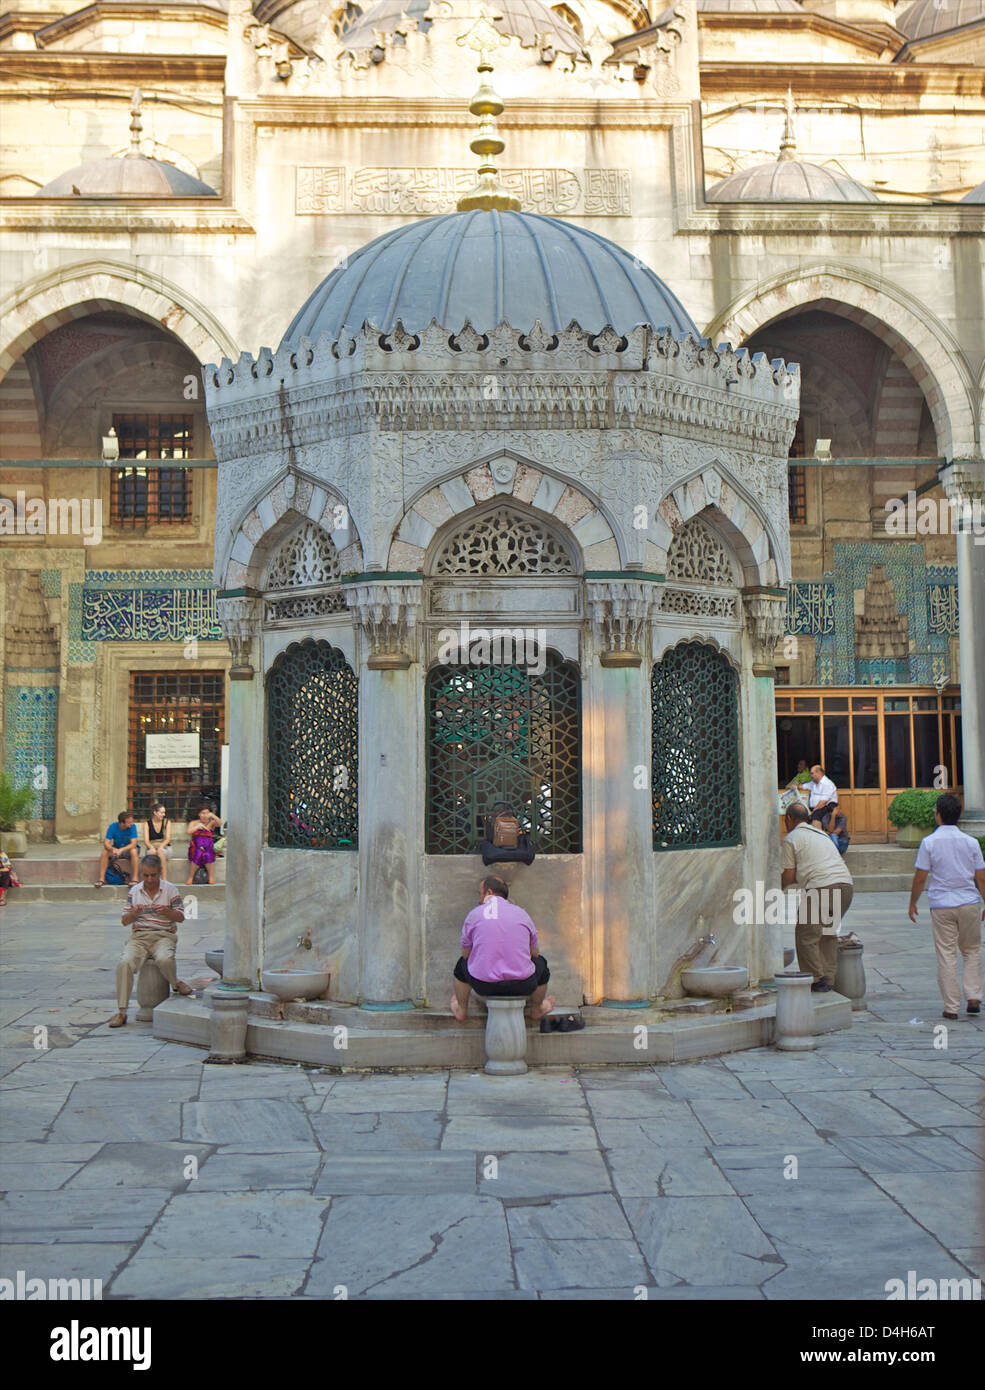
[280,209,698,348]
[707,159,879,202]
[962,180,985,203]
[37,154,217,198]
[337,0,585,53]
[697,0,801,10]
[896,0,983,40]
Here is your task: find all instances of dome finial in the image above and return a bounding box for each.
[778,86,797,162]
[128,88,143,158]
[456,11,521,212]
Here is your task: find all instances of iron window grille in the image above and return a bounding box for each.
[267,640,358,849]
[426,651,582,855]
[652,643,741,850]
[111,413,193,525]
[128,670,225,821]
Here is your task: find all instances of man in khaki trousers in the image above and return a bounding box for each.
[908,794,985,1021]
[109,853,193,1027]
[781,802,855,992]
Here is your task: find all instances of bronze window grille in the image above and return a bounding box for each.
[788,465,807,525]
[111,413,193,524]
[652,643,741,850]
[426,652,582,855]
[127,670,225,823]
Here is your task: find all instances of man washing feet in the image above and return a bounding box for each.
[451,875,556,1022]
[108,853,194,1027]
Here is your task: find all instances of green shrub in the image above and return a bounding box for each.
[887,789,940,830]
[0,773,36,831]
[979,836,985,859]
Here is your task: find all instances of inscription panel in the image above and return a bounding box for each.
[296,166,632,216]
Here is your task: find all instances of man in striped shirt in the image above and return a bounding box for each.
[109,853,193,1027]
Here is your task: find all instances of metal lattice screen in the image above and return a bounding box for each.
[426,653,582,855]
[267,640,358,849]
[651,643,741,850]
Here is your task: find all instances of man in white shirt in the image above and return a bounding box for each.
[807,764,838,825]
[908,794,985,1020]
[781,802,855,991]
[109,853,194,1027]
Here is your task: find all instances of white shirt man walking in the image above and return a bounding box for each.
[908,794,985,1021]
[109,853,194,1027]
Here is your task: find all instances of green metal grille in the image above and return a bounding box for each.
[267,640,358,849]
[651,642,740,850]
[426,652,582,855]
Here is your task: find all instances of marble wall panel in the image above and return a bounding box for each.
[262,848,358,1001]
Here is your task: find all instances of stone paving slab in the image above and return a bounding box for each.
[478,1150,612,1198]
[64,1141,214,1190]
[311,1072,448,1112]
[193,1150,322,1191]
[0,1242,135,1284]
[623,1195,781,1287]
[138,1192,330,1260]
[504,1195,633,1242]
[181,1099,317,1147]
[441,1115,599,1150]
[605,1145,735,1198]
[867,1173,985,1248]
[0,1189,173,1243]
[513,1236,650,1291]
[831,1134,980,1173]
[314,1153,477,1196]
[108,1257,311,1299]
[309,1111,444,1151]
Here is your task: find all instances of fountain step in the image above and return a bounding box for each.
[153,992,851,1066]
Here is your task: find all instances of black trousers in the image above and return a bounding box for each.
[454,953,550,997]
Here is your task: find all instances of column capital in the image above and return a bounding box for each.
[216,591,261,679]
[938,459,985,513]
[742,588,787,677]
[586,579,659,667]
[346,579,423,669]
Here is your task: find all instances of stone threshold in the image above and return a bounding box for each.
[153,991,851,1067]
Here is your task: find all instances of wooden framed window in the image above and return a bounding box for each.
[111,413,193,524]
[128,670,225,822]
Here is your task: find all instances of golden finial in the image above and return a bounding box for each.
[778,87,797,162]
[456,12,521,212]
[127,88,143,158]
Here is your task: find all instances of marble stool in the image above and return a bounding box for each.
[136,960,170,1021]
[482,997,529,1075]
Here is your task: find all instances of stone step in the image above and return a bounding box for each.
[850,873,914,893]
[843,845,916,875]
[153,992,851,1067]
[8,884,225,903]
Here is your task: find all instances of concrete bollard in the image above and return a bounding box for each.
[136,961,170,1021]
[773,972,816,1051]
[835,943,866,1011]
[206,986,250,1064]
[483,997,528,1075]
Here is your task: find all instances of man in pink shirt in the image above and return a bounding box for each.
[450,875,555,1021]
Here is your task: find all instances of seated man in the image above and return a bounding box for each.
[781,802,854,992]
[806,764,838,825]
[95,811,140,887]
[825,808,850,855]
[451,875,556,1022]
[109,853,194,1027]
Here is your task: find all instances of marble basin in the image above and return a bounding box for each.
[205,950,223,976]
[681,965,748,998]
[261,969,330,1002]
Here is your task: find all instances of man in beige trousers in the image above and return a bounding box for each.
[109,853,193,1027]
[908,794,985,1021]
[781,801,855,992]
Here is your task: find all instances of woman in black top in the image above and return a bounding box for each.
[142,802,172,864]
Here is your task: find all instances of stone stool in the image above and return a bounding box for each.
[773,971,816,1051]
[135,961,171,1021]
[835,942,866,1011]
[482,997,529,1075]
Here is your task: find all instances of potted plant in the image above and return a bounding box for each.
[0,773,35,858]
[887,789,939,848]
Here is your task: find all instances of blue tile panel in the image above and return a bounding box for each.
[67,569,220,660]
[4,686,57,820]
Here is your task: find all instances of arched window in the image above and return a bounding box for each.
[263,520,348,623]
[426,652,581,854]
[651,643,740,850]
[658,517,740,621]
[333,2,363,38]
[267,640,358,849]
[431,505,576,577]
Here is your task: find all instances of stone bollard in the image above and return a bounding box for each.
[483,997,529,1075]
[773,972,816,1051]
[206,985,250,1064]
[136,961,170,1021]
[835,942,866,1011]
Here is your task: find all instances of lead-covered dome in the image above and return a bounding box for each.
[707,159,879,202]
[896,0,983,40]
[37,154,217,198]
[280,209,699,347]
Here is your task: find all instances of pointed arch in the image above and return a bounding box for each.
[221,469,363,591]
[652,462,786,587]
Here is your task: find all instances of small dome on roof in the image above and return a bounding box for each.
[896,0,984,41]
[38,155,217,198]
[338,0,585,52]
[280,208,698,348]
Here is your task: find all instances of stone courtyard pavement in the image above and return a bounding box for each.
[0,891,981,1301]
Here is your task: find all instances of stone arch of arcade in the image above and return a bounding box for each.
[0,260,238,380]
[705,265,978,461]
[221,470,364,593]
[652,464,787,589]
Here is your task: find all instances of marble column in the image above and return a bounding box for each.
[939,461,985,836]
[347,581,423,1005]
[214,594,263,993]
[741,588,789,984]
[585,580,658,1003]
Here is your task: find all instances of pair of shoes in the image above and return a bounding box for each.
[810,981,832,993]
[967,1001,981,1014]
[942,1011,958,1021]
[539,1014,586,1033]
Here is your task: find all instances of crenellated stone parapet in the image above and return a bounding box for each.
[345,580,423,669]
[203,319,800,461]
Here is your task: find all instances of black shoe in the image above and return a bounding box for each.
[967,1001,981,1015]
[942,1011,958,1021]
[557,1014,586,1032]
[810,981,832,993]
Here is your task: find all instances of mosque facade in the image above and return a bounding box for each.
[1,0,983,913]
